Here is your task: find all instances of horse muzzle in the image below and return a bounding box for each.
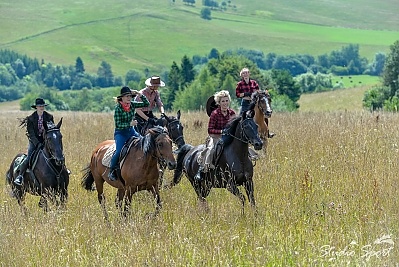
[264,111,272,118]
[253,141,263,151]
[167,160,177,170]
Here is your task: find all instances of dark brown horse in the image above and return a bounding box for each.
[171,111,263,214]
[6,119,69,212]
[81,126,176,220]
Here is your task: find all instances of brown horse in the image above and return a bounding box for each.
[251,90,273,147]
[171,111,263,214]
[81,126,176,220]
[137,110,185,187]
[6,119,69,212]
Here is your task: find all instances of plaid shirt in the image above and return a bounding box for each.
[114,95,149,130]
[235,78,259,98]
[135,87,163,112]
[208,107,236,135]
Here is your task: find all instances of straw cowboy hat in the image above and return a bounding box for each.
[145,76,165,87]
[31,98,48,109]
[206,95,218,117]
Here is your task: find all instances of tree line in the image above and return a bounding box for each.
[0,40,397,112]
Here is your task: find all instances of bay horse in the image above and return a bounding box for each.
[6,119,69,212]
[250,90,273,149]
[81,126,176,220]
[171,111,263,214]
[138,110,185,186]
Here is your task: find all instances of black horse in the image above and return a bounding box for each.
[137,110,185,149]
[171,111,263,214]
[6,119,69,212]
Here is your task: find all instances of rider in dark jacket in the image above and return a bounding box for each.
[14,98,54,185]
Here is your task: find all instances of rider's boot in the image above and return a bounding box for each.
[264,118,275,138]
[108,168,118,181]
[14,158,29,186]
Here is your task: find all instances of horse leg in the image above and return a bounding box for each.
[244,179,257,212]
[95,181,109,222]
[115,188,125,211]
[123,189,134,218]
[149,185,162,218]
[38,196,49,212]
[226,180,246,215]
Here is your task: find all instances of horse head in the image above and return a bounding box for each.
[43,118,65,166]
[148,126,177,170]
[253,91,272,118]
[240,111,263,150]
[161,110,185,149]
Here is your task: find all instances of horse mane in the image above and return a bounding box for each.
[224,116,241,135]
[141,125,166,155]
[18,117,28,128]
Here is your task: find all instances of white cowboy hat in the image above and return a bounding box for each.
[145,76,165,87]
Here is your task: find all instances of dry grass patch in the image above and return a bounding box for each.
[0,110,398,266]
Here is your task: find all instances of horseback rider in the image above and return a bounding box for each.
[14,98,54,186]
[134,76,166,134]
[108,86,150,181]
[236,67,275,138]
[195,90,236,181]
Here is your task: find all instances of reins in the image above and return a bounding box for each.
[224,118,254,144]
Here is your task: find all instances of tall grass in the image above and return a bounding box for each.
[0,110,397,266]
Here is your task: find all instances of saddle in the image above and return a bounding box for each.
[102,136,139,168]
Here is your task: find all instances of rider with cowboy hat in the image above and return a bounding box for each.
[14,98,54,185]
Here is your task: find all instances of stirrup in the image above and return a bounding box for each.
[14,175,23,186]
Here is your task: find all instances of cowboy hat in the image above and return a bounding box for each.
[206,95,218,117]
[31,98,48,109]
[117,86,134,98]
[145,76,165,87]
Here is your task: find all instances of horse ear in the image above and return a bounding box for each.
[177,110,181,120]
[56,117,63,129]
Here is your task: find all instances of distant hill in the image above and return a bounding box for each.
[1,0,398,76]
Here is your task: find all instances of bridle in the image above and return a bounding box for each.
[226,118,257,144]
[256,93,272,117]
[41,128,67,178]
[165,118,184,145]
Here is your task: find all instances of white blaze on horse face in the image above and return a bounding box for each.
[264,97,272,113]
[52,132,57,139]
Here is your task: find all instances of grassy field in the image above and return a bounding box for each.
[0,109,398,266]
[0,0,398,76]
[297,75,381,112]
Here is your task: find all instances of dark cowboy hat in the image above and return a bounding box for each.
[31,98,48,109]
[117,86,134,98]
[145,76,165,87]
[206,95,218,117]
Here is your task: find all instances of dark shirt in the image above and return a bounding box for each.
[26,111,54,146]
[235,78,259,98]
[114,95,149,130]
[208,107,236,135]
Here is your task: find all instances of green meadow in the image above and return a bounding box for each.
[1,0,398,76]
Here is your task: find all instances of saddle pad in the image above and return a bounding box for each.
[102,144,116,168]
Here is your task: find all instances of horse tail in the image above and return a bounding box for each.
[173,144,192,186]
[81,165,95,191]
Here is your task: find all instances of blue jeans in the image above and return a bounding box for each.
[110,127,140,170]
[239,99,251,115]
